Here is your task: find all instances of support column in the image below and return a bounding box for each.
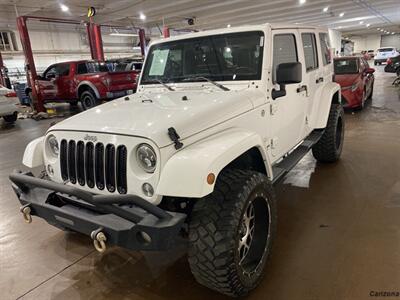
[16,16,44,112]
[86,23,97,60]
[163,26,170,38]
[92,24,104,61]
[0,52,5,86]
[138,29,146,57]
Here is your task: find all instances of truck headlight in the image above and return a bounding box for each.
[47,135,59,157]
[136,144,157,173]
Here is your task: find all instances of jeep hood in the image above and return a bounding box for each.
[50,89,258,147]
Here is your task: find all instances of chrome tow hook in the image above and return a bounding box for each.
[20,205,32,223]
[91,229,107,253]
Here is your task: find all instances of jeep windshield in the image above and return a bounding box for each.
[141,31,264,84]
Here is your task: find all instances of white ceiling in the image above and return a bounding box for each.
[0,0,399,36]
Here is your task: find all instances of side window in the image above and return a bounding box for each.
[301,33,318,71]
[273,34,298,82]
[77,63,88,74]
[55,64,70,76]
[319,33,331,65]
[44,66,57,79]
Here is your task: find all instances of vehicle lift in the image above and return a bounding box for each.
[16,16,146,113]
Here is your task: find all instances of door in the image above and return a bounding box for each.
[54,63,72,100]
[37,65,58,100]
[299,31,321,135]
[268,30,308,159]
[360,58,373,96]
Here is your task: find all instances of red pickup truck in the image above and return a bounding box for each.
[27,60,139,110]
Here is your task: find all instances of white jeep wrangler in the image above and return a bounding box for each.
[10,23,343,297]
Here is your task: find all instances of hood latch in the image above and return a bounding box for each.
[168,127,183,150]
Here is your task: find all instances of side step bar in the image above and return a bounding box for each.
[272,130,324,184]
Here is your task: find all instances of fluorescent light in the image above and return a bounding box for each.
[323,6,329,12]
[339,12,344,17]
[359,21,364,24]
[139,12,146,20]
[299,0,306,4]
[60,4,69,12]
[110,33,139,37]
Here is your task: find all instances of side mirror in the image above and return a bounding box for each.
[365,67,375,74]
[272,62,302,100]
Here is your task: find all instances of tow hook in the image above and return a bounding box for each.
[91,229,107,253]
[20,205,32,223]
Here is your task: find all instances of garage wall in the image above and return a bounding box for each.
[381,34,400,49]
[328,29,342,56]
[1,25,142,82]
[352,34,381,52]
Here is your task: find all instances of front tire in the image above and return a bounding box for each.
[188,169,277,297]
[312,103,344,163]
[3,112,18,123]
[80,90,100,110]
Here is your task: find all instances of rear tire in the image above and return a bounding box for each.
[3,112,18,123]
[312,103,344,163]
[188,169,277,297]
[80,90,100,110]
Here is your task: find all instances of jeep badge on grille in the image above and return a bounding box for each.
[84,134,97,142]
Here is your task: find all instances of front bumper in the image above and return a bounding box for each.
[106,89,135,99]
[9,172,186,252]
[374,58,387,64]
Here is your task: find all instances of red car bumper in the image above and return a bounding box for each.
[341,87,363,108]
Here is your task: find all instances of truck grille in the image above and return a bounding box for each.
[60,140,127,194]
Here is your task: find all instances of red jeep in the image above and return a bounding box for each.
[27,60,139,110]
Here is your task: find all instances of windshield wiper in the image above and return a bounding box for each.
[182,76,230,91]
[145,78,175,91]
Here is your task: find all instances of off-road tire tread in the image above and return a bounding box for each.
[188,169,276,297]
[312,103,344,163]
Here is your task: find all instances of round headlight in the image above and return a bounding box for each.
[47,135,59,156]
[136,144,157,173]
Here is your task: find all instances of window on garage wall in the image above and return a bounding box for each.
[0,31,17,51]
[272,34,298,82]
[301,33,318,71]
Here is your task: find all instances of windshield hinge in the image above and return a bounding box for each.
[168,127,183,150]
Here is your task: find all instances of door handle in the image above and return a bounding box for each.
[316,77,324,84]
[296,85,307,93]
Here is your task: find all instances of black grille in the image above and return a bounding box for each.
[105,144,116,192]
[116,145,127,194]
[59,140,127,194]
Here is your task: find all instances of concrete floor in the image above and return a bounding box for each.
[1,66,400,300]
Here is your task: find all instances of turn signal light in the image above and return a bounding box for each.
[207,173,215,185]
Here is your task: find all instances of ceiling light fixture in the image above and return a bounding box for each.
[299,0,306,4]
[323,6,329,12]
[60,4,69,12]
[227,24,231,28]
[366,23,370,27]
[392,32,395,35]
[139,12,146,20]
[339,12,344,17]
[359,21,364,24]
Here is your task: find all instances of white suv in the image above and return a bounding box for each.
[374,47,400,65]
[10,23,343,297]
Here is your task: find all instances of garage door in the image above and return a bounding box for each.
[381,34,400,49]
